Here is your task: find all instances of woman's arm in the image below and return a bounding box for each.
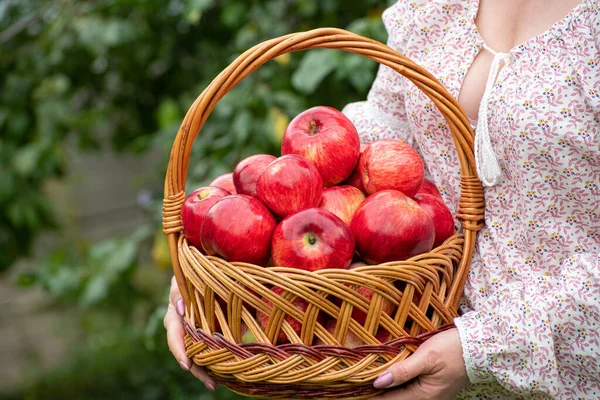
[455,251,600,397]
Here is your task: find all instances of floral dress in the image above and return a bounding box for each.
[342,0,600,398]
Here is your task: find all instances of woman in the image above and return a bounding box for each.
[164,0,600,398]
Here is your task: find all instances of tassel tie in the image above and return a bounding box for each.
[475,43,511,187]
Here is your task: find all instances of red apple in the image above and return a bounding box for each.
[257,155,323,217]
[182,186,230,249]
[233,154,277,197]
[343,143,369,195]
[359,139,424,197]
[345,167,367,195]
[319,185,365,226]
[348,262,395,325]
[375,328,393,344]
[209,172,236,194]
[282,106,360,187]
[272,208,354,271]
[257,286,324,344]
[417,178,442,198]
[414,193,455,247]
[350,190,435,264]
[201,194,276,264]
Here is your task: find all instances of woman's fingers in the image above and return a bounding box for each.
[372,329,468,400]
[164,305,191,370]
[169,276,185,316]
[191,365,217,391]
[374,345,435,389]
[164,276,217,390]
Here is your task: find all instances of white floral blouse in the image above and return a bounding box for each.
[342,0,600,398]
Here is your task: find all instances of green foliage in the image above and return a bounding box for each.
[2,324,253,400]
[1,0,392,398]
[19,226,152,307]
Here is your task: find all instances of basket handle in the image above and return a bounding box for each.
[163,28,484,313]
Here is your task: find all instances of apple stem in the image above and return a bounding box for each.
[310,120,319,135]
[308,235,316,245]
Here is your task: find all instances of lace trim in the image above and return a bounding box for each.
[364,102,411,131]
[454,315,494,384]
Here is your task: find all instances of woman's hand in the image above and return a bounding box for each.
[372,328,469,400]
[164,276,217,391]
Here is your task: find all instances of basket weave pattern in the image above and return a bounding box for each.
[163,28,484,399]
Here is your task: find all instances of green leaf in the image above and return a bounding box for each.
[16,272,36,287]
[7,112,31,137]
[46,267,82,298]
[105,239,138,273]
[144,305,168,351]
[73,17,136,52]
[291,50,341,95]
[298,0,318,16]
[0,170,15,201]
[346,18,370,36]
[347,16,388,42]
[0,108,8,128]
[89,240,119,264]
[157,98,182,130]
[232,110,252,142]
[220,2,248,28]
[81,274,109,306]
[186,0,214,23]
[335,54,376,92]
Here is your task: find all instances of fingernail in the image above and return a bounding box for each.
[176,299,185,317]
[179,360,190,371]
[206,381,217,391]
[373,372,394,389]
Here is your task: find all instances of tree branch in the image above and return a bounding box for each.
[0,12,40,45]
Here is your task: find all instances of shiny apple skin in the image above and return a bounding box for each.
[417,178,442,198]
[209,172,236,194]
[282,106,360,187]
[233,154,277,197]
[358,139,424,197]
[344,163,368,195]
[257,154,323,217]
[343,143,369,195]
[200,194,276,265]
[414,193,455,247]
[271,208,354,272]
[319,185,365,226]
[350,190,435,264]
[182,186,231,249]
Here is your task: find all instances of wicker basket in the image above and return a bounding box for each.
[162,28,484,399]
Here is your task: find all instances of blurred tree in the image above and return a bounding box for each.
[0,0,391,398]
[0,0,389,271]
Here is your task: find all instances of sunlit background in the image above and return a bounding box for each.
[0,1,392,398]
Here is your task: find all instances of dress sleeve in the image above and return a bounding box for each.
[454,251,600,397]
[342,1,417,148]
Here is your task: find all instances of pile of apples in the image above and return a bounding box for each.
[182,106,454,346]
